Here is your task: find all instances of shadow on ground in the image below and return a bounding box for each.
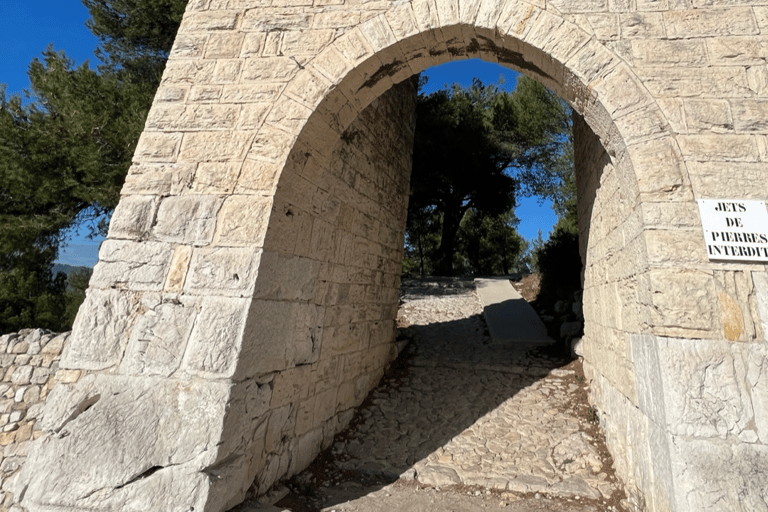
[231,292,580,512]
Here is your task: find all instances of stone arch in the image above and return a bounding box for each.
[243,9,673,506]
[17,1,768,512]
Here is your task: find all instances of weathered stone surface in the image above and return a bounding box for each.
[754,272,768,341]
[107,195,158,240]
[17,374,231,511]
[180,296,250,379]
[60,289,139,371]
[90,240,174,291]
[185,247,261,297]
[120,298,198,377]
[153,195,222,245]
[656,337,754,440]
[213,195,273,247]
[670,438,768,512]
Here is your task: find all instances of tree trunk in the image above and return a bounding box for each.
[436,205,465,276]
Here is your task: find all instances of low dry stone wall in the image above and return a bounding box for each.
[0,329,77,511]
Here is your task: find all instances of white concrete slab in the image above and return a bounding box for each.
[474,278,551,345]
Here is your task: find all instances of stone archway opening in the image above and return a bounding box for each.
[251,21,645,507]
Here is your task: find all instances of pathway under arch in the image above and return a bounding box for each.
[17,2,768,511]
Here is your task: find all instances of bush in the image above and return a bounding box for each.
[534,229,581,311]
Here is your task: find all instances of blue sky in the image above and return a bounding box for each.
[2,3,556,267]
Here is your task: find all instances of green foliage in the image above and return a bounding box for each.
[534,228,582,310]
[407,76,572,276]
[456,209,529,276]
[84,0,187,81]
[0,0,186,333]
[0,246,67,333]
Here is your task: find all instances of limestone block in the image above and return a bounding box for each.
[678,134,759,162]
[707,37,768,66]
[17,374,231,512]
[688,162,763,201]
[249,125,299,162]
[242,11,312,32]
[283,68,332,110]
[664,7,757,38]
[121,163,196,196]
[169,33,207,60]
[261,198,312,254]
[333,29,375,67]
[612,104,668,145]
[205,32,245,59]
[314,11,361,30]
[242,56,301,82]
[120,298,198,377]
[134,132,183,162]
[90,240,174,290]
[281,30,334,56]
[656,337,754,440]
[265,97,313,133]
[644,229,708,266]
[669,438,768,512]
[161,60,216,85]
[683,99,732,133]
[746,342,768,443]
[251,252,320,302]
[237,300,323,379]
[185,246,261,297]
[107,195,158,240]
[729,99,768,132]
[640,201,700,229]
[641,66,753,99]
[164,245,193,293]
[630,137,691,201]
[270,365,313,408]
[313,47,352,85]
[213,194,273,247]
[182,296,250,379]
[631,39,708,67]
[181,10,239,31]
[221,83,282,103]
[237,102,271,129]
[61,289,139,371]
[565,38,620,86]
[213,59,242,83]
[146,104,240,131]
[191,162,240,194]
[386,2,420,40]
[648,269,718,336]
[236,160,280,194]
[154,85,187,102]
[178,131,253,162]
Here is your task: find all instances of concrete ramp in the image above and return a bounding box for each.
[474,278,551,345]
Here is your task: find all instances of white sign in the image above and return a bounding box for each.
[697,199,768,262]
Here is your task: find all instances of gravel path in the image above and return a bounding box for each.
[235,278,627,512]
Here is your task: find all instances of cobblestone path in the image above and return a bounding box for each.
[238,278,626,512]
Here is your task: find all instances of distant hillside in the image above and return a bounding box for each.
[52,263,92,278]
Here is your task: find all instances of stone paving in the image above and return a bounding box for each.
[334,278,620,500]
[245,278,626,512]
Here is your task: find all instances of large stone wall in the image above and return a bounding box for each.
[0,330,75,511]
[15,0,768,511]
[15,76,415,512]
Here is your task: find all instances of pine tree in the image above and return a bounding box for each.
[0,0,186,333]
[408,76,571,276]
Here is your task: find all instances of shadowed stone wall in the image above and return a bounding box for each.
[15,1,768,511]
